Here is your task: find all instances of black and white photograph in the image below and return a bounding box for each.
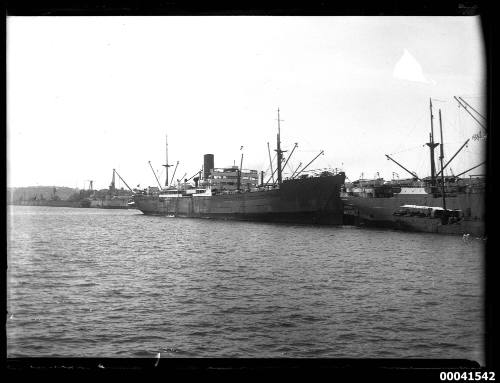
[6,9,491,376]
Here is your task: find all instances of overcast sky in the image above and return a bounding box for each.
[7,16,486,189]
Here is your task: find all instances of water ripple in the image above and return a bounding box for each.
[7,205,485,363]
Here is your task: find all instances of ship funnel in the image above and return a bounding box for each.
[203,154,214,180]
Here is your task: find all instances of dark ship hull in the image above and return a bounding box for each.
[101,199,131,209]
[342,191,485,236]
[134,173,346,225]
[10,200,89,208]
[392,215,484,236]
[90,196,132,209]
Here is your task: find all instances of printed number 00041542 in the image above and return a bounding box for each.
[440,372,495,381]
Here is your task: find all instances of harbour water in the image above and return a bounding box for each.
[7,206,485,364]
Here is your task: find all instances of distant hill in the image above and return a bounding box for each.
[7,186,80,203]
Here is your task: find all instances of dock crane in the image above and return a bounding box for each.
[454,96,487,132]
[113,169,134,192]
[291,150,325,180]
[448,95,487,177]
[385,154,420,180]
[148,161,163,189]
[169,161,179,187]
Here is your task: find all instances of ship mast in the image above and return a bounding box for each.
[265,143,298,185]
[267,142,275,184]
[438,109,447,211]
[426,98,439,188]
[110,169,116,192]
[162,134,172,188]
[238,151,244,191]
[275,108,286,187]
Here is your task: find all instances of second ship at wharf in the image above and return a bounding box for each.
[341,97,486,237]
[130,103,485,237]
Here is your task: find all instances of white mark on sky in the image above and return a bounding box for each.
[393,49,436,85]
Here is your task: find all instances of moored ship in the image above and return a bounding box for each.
[89,169,135,209]
[134,169,346,224]
[11,199,89,208]
[133,110,346,224]
[10,186,92,208]
[342,177,484,236]
[341,98,486,236]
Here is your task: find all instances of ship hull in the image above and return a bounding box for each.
[342,192,485,236]
[392,216,485,236]
[104,198,133,209]
[10,200,89,208]
[90,198,132,209]
[134,174,345,225]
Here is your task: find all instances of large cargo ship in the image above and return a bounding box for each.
[341,98,486,236]
[133,110,346,225]
[134,171,346,224]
